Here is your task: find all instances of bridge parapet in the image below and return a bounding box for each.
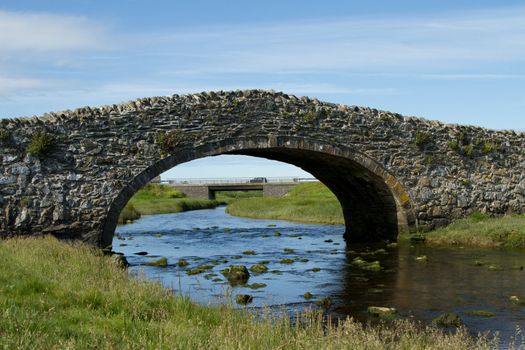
[163,177,315,185]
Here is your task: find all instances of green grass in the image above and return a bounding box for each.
[215,190,262,204]
[425,212,525,249]
[118,184,221,223]
[0,236,502,349]
[226,182,344,225]
[118,203,141,224]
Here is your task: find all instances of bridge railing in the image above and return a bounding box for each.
[160,177,317,185]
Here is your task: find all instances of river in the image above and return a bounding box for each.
[114,206,525,341]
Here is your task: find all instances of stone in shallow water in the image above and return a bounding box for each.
[279,258,294,264]
[246,283,266,289]
[146,257,167,267]
[221,265,250,286]
[236,294,253,305]
[415,255,427,262]
[465,310,495,317]
[303,292,313,300]
[509,295,525,305]
[432,312,462,327]
[368,306,398,319]
[177,258,189,267]
[250,264,269,273]
[204,273,218,280]
[352,257,382,271]
[187,264,213,275]
[315,297,332,309]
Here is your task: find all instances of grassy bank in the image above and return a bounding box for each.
[118,184,221,224]
[0,236,500,349]
[226,182,344,225]
[225,182,525,249]
[215,190,262,204]
[425,212,525,249]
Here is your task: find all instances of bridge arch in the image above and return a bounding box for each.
[102,136,414,247]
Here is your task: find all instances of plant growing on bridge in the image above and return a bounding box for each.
[463,144,474,159]
[27,130,54,157]
[0,129,9,142]
[155,129,186,154]
[482,142,497,154]
[447,140,460,151]
[300,111,317,123]
[154,131,165,148]
[414,129,432,147]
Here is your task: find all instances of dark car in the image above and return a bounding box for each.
[249,177,268,183]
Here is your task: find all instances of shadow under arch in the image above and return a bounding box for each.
[101,136,415,247]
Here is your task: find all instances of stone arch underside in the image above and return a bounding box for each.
[102,137,414,247]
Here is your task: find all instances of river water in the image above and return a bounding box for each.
[114,206,525,341]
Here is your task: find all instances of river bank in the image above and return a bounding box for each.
[0,235,502,349]
[226,182,344,225]
[424,212,525,249]
[226,182,525,249]
[118,183,222,224]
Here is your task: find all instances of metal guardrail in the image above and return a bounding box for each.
[161,177,317,185]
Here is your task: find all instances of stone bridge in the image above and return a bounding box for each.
[1,90,524,247]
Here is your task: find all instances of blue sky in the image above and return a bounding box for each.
[1,1,524,178]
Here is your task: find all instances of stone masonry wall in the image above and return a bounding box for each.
[0,90,524,246]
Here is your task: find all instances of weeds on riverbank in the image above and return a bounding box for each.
[118,202,141,224]
[226,182,344,225]
[425,213,525,249]
[118,183,221,223]
[0,236,506,349]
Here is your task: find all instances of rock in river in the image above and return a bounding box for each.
[236,294,253,305]
[221,265,250,286]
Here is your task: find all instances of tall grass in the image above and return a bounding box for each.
[425,212,525,249]
[226,182,344,225]
[118,202,141,224]
[0,236,504,349]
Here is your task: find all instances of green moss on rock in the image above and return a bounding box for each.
[221,265,250,286]
[146,257,168,267]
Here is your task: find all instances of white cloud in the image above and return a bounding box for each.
[0,76,45,93]
[150,6,525,74]
[0,10,108,54]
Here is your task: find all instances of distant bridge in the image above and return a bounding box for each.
[162,177,316,199]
